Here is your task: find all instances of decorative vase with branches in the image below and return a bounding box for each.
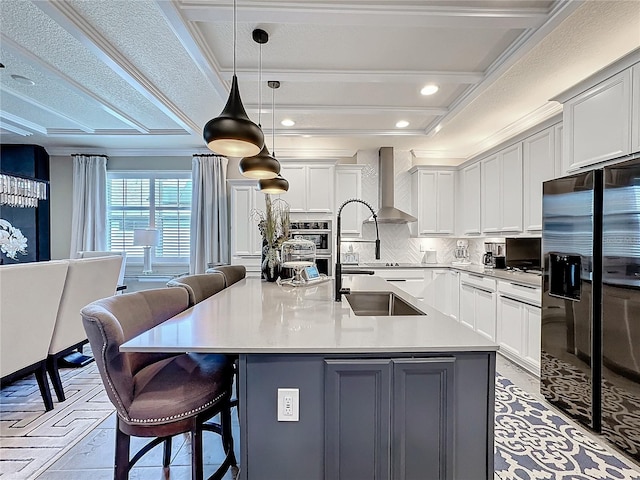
[251,195,290,280]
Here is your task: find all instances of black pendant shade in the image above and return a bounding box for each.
[239,143,280,179]
[259,174,289,194]
[203,75,264,157]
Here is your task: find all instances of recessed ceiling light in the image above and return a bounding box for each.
[420,84,439,96]
[281,119,295,127]
[11,74,35,86]
[395,120,409,128]
[434,124,443,133]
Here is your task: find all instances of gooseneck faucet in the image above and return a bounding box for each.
[335,199,381,301]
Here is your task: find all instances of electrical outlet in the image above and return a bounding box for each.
[277,388,299,421]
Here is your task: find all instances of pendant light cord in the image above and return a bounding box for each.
[258,42,262,126]
[233,0,237,75]
[272,84,276,156]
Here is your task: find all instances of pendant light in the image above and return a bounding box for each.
[238,29,280,179]
[202,0,264,157]
[259,81,289,194]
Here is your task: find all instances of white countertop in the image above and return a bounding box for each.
[350,262,542,287]
[120,276,498,354]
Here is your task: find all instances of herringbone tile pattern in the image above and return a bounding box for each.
[0,364,114,479]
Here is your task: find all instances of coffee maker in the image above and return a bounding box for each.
[483,242,506,269]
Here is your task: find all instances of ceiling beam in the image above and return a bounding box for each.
[0,121,33,137]
[227,69,483,85]
[178,1,548,29]
[0,112,47,134]
[245,105,448,116]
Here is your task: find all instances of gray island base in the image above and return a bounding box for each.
[121,276,498,480]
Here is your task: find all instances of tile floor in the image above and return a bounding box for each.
[2,355,640,479]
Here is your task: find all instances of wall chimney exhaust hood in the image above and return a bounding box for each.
[365,147,417,224]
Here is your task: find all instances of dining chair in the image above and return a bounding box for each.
[206,265,247,288]
[80,288,237,480]
[166,272,226,307]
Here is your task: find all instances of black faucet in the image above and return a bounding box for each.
[335,199,381,301]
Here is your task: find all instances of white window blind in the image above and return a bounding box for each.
[107,172,191,264]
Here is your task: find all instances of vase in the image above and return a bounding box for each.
[261,245,281,282]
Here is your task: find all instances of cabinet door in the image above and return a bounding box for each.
[524,304,541,373]
[431,270,450,316]
[448,270,460,322]
[307,165,334,212]
[336,167,363,235]
[564,69,632,169]
[459,283,476,330]
[230,184,255,256]
[481,155,501,233]
[325,360,391,480]
[474,288,496,341]
[393,358,455,480]
[497,296,524,357]
[462,163,481,234]
[524,128,556,231]
[633,63,640,153]
[501,144,523,232]
[437,171,455,234]
[417,171,438,234]
[280,165,306,212]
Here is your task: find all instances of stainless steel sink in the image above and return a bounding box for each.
[344,291,425,316]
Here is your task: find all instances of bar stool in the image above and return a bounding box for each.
[166,272,226,307]
[206,265,246,288]
[80,288,236,480]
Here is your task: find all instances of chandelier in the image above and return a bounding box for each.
[0,173,48,208]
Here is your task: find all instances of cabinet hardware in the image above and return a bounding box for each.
[500,294,540,308]
[509,282,537,290]
[387,279,407,282]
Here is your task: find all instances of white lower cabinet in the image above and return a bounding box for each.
[496,280,542,375]
[424,269,459,320]
[373,269,426,300]
[459,274,496,341]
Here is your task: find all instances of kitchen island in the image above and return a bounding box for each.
[121,275,498,480]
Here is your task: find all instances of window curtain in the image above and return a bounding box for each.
[69,154,107,257]
[190,154,229,274]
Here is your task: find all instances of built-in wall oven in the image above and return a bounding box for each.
[289,221,332,276]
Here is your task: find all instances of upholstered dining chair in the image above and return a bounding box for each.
[206,265,247,288]
[166,272,226,307]
[80,288,237,480]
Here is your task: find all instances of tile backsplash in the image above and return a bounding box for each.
[344,223,486,265]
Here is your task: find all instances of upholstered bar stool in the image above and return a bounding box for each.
[205,265,246,288]
[166,272,226,307]
[80,288,236,480]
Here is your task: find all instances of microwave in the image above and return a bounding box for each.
[290,221,332,254]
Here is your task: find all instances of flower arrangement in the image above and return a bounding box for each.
[0,218,28,260]
[251,196,290,278]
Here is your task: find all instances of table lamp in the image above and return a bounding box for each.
[133,228,159,274]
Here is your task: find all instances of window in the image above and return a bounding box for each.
[107,172,192,264]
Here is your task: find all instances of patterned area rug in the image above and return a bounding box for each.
[495,375,640,480]
[0,363,114,479]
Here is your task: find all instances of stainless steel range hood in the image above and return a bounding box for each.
[365,147,417,224]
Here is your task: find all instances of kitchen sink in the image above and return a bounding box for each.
[344,291,425,316]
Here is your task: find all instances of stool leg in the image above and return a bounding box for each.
[191,426,203,480]
[221,403,237,467]
[114,418,130,480]
[162,437,172,468]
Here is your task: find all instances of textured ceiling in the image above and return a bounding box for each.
[0,0,638,160]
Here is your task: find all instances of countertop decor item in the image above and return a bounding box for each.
[251,195,290,281]
[239,29,281,180]
[202,0,264,158]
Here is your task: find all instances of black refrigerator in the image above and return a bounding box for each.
[541,156,640,462]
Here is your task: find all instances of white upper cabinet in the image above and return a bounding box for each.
[410,168,455,236]
[481,144,523,234]
[335,165,364,235]
[280,163,335,213]
[228,180,266,257]
[523,126,557,232]
[563,69,632,171]
[633,63,640,153]
[462,163,481,235]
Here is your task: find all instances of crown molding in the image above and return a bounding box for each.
[46,146,355,158]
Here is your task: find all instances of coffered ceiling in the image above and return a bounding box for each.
[1,0,639,162]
